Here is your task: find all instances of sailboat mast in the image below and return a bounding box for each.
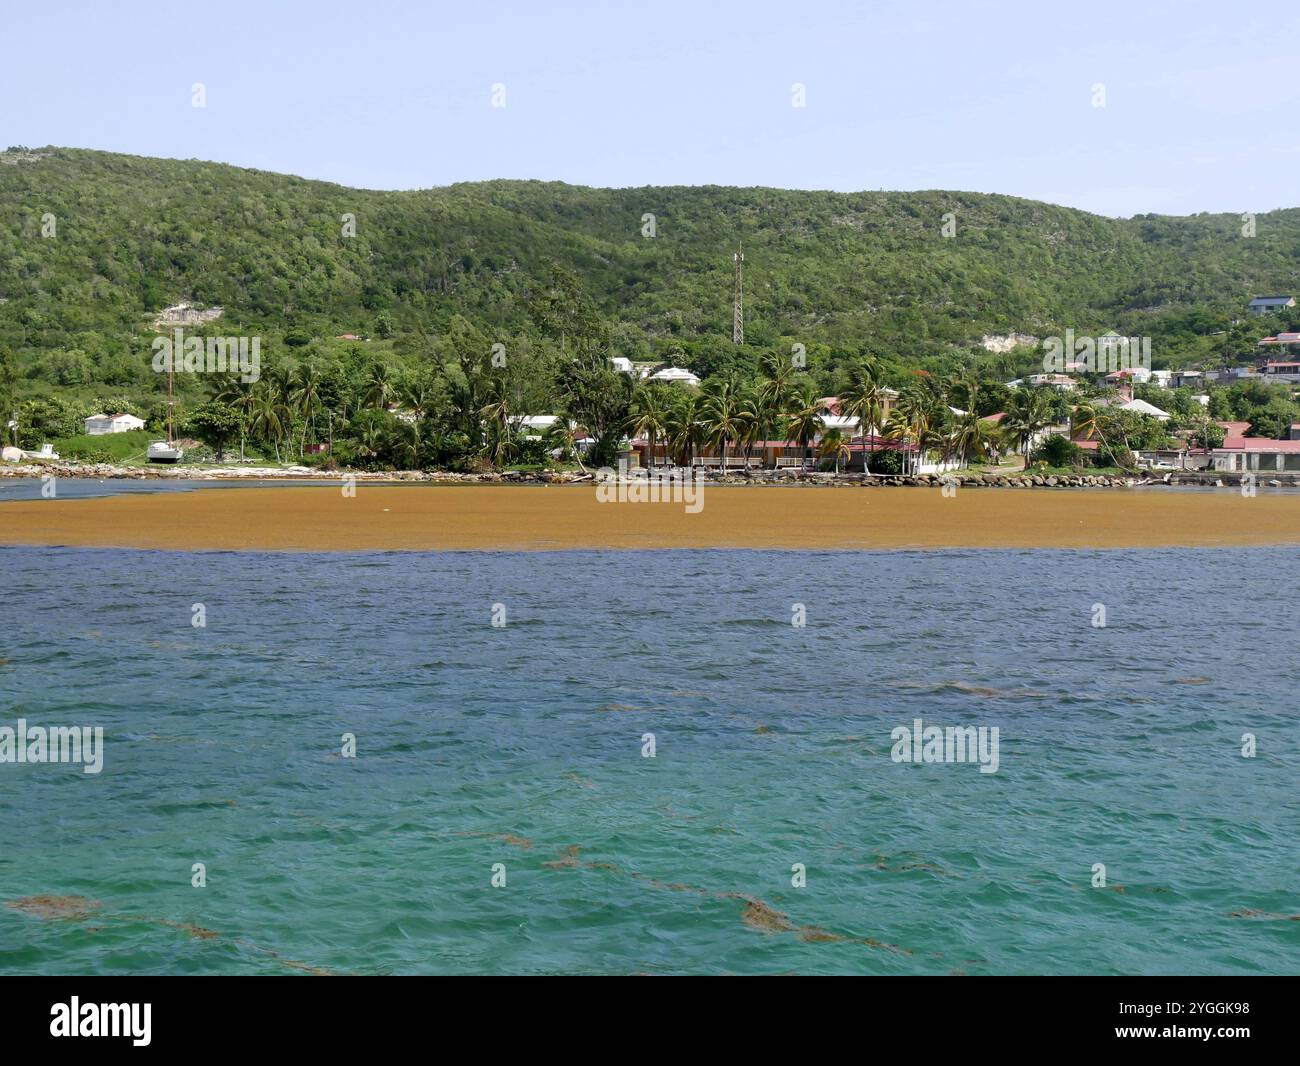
[167,346,175,445]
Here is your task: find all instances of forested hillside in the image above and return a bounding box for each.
[2,145,1298,403]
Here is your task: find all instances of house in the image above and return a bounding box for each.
[507,414,564,440]
[646,367,701,388]
[84,413,145,435]
[1248,295,1296,315]
[1213,427,1300,472]
[1115,397,1171,421]
[1259,361,1300,383]
[1104,367,1152,386]
[818,392,899,436]
[610,357,633,373]
[1027,373,1077,391]
[1170,370,1204,389]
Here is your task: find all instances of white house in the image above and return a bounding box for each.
[1027,373,1077,391]
[1116,397,1171,421]
[610,357,633,373]
[646,367,702,388]
[84,413,145,435]
[507,414,564,439]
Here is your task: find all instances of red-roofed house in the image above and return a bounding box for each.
[1213,430,1300,472]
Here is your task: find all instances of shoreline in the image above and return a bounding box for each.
[0,460,1284,491]
[3,483,1299,552]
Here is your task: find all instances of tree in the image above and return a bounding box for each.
[784,382,827,472]
[817,428,851,473]
[839,361,884,464]
[629,383,671,468]
[700,376,743,471]
[184,401,242,461]
[291,362,323,457]
[1002,388,1054,468]
[556,363,632,468]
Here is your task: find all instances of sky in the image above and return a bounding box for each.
[3,0,1298,218]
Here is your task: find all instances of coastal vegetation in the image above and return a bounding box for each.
[3,147,1299,472]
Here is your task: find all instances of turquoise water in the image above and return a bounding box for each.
[1,542,1296,974]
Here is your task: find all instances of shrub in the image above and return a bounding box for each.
[867,449,903,474]
[1032,434,1082,467]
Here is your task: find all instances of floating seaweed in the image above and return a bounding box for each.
[6,895,102,920]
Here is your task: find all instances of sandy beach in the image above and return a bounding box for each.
[2,484,1298,551]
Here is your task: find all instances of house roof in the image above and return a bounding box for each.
[1118,398,1170,419]
[1219,436,1300,453]
[1249,295,1294,305]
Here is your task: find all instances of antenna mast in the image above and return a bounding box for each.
[732,248,744,344]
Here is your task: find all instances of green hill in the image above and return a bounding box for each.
[2,145,1299,405]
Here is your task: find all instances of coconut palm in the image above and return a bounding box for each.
[882,406,917,473]
[950,412,997,466]
[817,428,852,474]
[542,417,583,470]
[733,389,765,466]
[249,385,288,463]
[839,362,884,469]
[700,377,743,471]
[665,394,706,468]
[1002,388,1053,468]
[758,352,796,415]
[363,362,395,411]
[291,362,323,458]
[629,383,671,468]
[211,374,257,461]
[480,382,515,469]
[784,382,827,472]
[387,418,421,469]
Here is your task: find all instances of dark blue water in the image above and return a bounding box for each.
[1,545,1296,974]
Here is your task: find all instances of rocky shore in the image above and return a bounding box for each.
[0,461,1289,489]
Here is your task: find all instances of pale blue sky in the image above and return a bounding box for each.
[4,0,1298,217]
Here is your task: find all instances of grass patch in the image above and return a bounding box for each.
[52,430,153,463]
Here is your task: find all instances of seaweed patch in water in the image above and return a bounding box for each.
[6,895,102,920]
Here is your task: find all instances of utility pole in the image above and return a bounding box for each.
[732,248,744,345]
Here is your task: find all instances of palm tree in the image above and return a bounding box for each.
[356,417,386,465]
[784,382,827,472]
[480,382,515,469]
[629,383,671,469]
[363,362,394,412]
[665,394,705,468]
[543,417,583,470]
[700,377,743,471]
[1002,388,1053,468]
[399,377,435,422]
[817,428,851,474]
[840,362,884,471]
[291,362,322,458]
[734,388,765,466]
[758,352,796,415]
[249,385,287,463]
[888,385,944,474]
[387,418,421,469]
[211,375,257,462]
[883,406,916,473]
[950,412,996,467]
